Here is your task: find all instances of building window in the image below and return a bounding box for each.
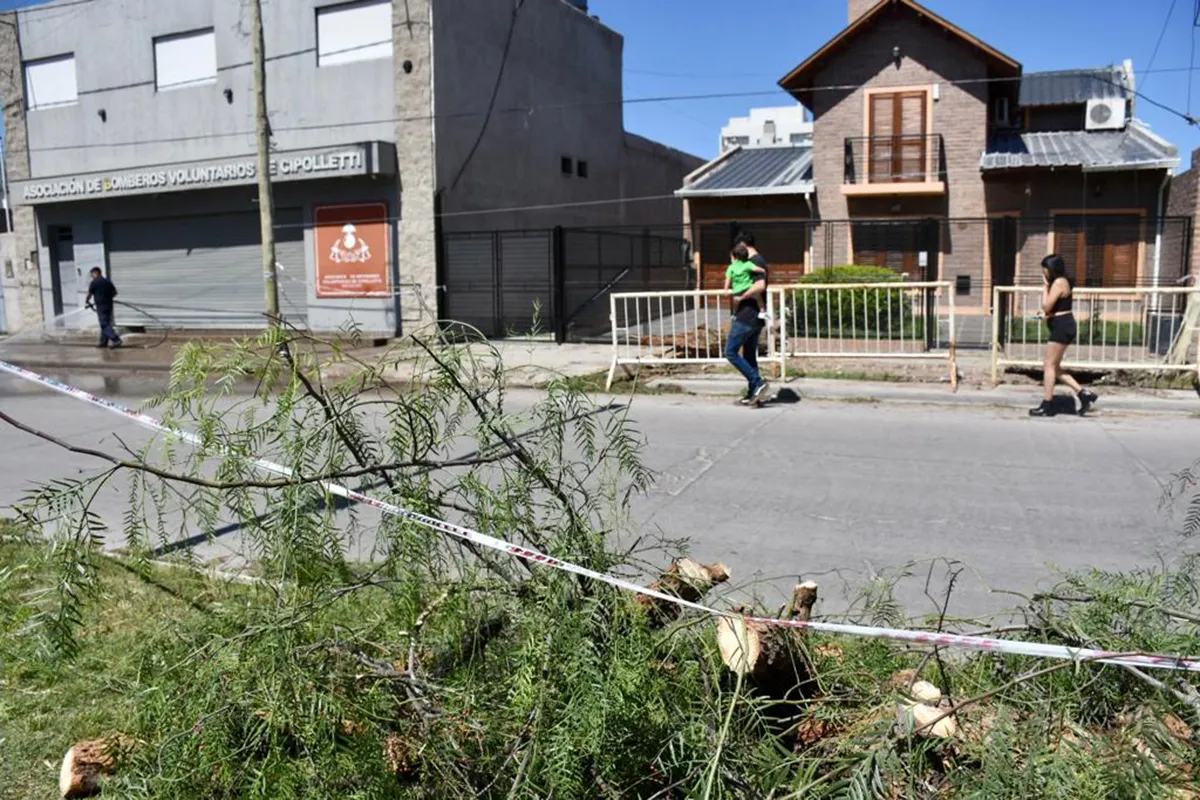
[317,0,393,66]
[789,132,812,145]
[561,156,573,175]
[721,135,750,150]
[24,54,78,111]
[852,221,929,280]
[154,30,217,92]
[1053,214,1141,288]
[866,90,930,182]
[576,160,588,178]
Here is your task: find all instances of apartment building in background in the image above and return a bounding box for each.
[679,0,1185,315]
[720,106,812,152]
[0,0,700,335]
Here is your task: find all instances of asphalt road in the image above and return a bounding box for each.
[0,369,1192,621]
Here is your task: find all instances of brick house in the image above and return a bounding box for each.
[680,0,1184,315]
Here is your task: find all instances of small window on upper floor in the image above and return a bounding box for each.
[317,0,393,67]
[24,54,78,111]
[154,29,217,92]
[576,160,588,178]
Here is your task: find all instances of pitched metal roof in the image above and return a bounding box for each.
[676,146,814,197]
[980,120,1178,172]
[1019,66,1130,107]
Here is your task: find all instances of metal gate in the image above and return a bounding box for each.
[989,216,1018,346]
[440,226,690,341]
[441,230,554,338]
[105,209,306,328]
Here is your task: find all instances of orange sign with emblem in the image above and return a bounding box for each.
[314,202,391,298]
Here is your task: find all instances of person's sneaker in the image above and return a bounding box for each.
[739,389,753,405]
[1078,389,1098,415]
[1029,400,1056,417]
[750,380,771,403]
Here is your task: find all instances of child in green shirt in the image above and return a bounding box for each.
[725,244,766,296]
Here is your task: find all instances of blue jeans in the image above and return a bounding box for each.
[96,308,121,346]
[726,319,763,389]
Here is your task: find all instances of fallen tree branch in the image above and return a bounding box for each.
[1032,592,1200,625]
[1121,664,1200,732]
[0,409,516,490]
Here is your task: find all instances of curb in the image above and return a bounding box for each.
[7,358,1197,415]
[1,358,175,373]
[646,378,1200,416]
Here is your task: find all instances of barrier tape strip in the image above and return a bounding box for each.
[2,358,1198,673]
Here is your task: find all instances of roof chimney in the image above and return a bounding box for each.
[849,0,878,24]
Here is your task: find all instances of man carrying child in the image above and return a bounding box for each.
[723,232,769,404]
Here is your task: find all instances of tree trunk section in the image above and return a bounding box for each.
[636,557,729,625]
[715,581,819,699]
[59,737,127,799]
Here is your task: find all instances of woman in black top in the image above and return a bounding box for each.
[1030,254,1098,417]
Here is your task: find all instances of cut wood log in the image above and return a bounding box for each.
[896,701,958,739]
[791,581,818,623]
[715,582,819,698]
[59,736,130,799]
[636,557,730,625]
[908,680,943,704]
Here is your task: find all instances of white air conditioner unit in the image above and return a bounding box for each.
[1086,98,1127,131]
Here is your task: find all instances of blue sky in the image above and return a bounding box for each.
[600,0,1200,165]
[2,0,1196,169]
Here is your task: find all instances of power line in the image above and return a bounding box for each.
[266,193,684,231]
[449,0,525,191]
[1141,0,1181,90]
[23,66,1200,156]
[75,38,393,99]
[1191,25,1198,117]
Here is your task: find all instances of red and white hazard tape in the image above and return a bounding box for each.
[2,358,1198,673]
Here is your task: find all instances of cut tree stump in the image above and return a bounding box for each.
[59,736,130,799]
[715,582,819,697]
[636,557,730,626]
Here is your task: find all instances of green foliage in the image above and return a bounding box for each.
[5,331,1200,798]
[787,266,927,340]
[1008,316,1146,347]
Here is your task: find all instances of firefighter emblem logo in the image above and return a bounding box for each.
[329,223,372,263]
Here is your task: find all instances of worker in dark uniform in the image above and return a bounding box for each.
[84,267,122,349]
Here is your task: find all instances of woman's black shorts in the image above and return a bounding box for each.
[1047,314,1077,345]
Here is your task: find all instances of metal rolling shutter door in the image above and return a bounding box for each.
[106,209,305,328]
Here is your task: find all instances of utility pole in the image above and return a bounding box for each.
[251,0,279,325]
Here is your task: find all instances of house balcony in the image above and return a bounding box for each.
[842,134,946,196]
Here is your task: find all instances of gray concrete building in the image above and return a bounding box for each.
[0,0,699,335]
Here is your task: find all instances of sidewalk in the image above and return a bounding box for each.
[1,334,1195,415]
[650,376,1200,415]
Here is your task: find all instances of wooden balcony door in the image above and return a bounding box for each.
[1055,215,1140,288]
[868,91,928,183]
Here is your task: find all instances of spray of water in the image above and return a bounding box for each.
[0,307,91,354]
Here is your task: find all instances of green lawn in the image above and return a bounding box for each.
[1006,318,1146,347]
[0,530,237,800]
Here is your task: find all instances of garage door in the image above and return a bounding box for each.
[105,209,306,328]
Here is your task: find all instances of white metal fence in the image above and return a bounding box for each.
[771,281,958,386]
[992,286,1200,381]
[606,289,784,389]
[606,283,958,389]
